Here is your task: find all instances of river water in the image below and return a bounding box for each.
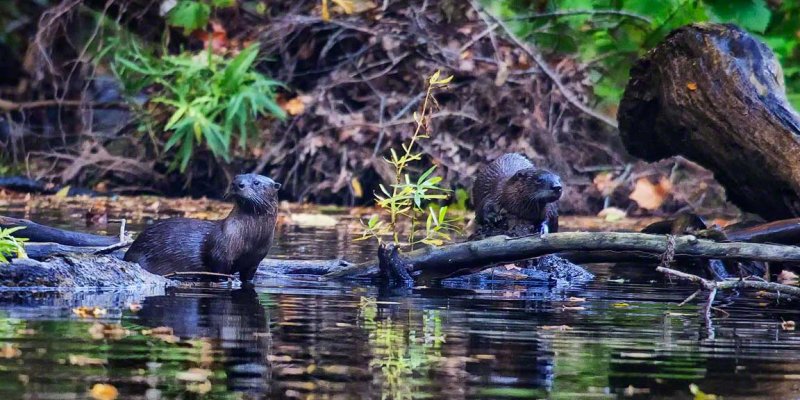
[0,208,799,399]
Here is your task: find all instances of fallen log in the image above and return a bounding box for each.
[324,232,800,279]
[0,216,118,247]
[618,23,800,220]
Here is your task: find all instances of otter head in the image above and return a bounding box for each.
[506,168,563,206]
[229,174,281,214]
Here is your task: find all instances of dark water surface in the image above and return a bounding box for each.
[0,209,799,399]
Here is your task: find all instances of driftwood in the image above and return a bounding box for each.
[0,216,118,247]
[618,23,800,220]
[325,232,800,280]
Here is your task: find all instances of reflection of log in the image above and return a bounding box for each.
[0,216,118,247]
[618,24,800,220]
[325,232,800,279]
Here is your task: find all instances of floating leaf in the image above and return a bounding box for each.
[89,383,118,400]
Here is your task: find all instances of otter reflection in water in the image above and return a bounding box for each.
[136,286,271,394]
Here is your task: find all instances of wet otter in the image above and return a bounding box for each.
[472,153,562,237]
[124,174,280,282]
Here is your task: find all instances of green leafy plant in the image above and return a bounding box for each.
[106,38,286,171]
[166,0,236,33]
[487,0,799,108]
[0,227,27,263]
[358,71,461,247]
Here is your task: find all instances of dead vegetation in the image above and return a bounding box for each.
[0,0,735,218]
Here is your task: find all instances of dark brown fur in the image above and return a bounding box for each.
[472,153,562,237]
[124,174,280,282]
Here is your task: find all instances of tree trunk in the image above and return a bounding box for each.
[618,23,800,220]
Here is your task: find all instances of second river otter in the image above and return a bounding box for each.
[472,153,562,237]
[124,173,280,282]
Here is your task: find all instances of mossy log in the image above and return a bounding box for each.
[618,23,800,220]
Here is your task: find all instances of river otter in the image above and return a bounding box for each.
[472,153,562,237]
[124,174,280,282]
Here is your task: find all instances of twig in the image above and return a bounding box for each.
[93,240,133,255]
[163,271,235,279]
[509,9,652,24]
[678,289,701,306]
[467,0,619,129]
[0,98,126,111]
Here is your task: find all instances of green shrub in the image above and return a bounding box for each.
[488,0,800,108]
[358,71,461,247]
[0,227,27,263]
[106,39,286,171]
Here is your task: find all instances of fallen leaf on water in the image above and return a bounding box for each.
[778,270,799,286]
[567,297,586,302]
[598,207,627,222]
[176,368,213,382]
[689,383,717,400]
[16,329,36,335]
[612,302,631,308]
[288,213,338,227]
[69,354,107,366]
[89,323,130,340]
[629,177,672,210]
[541,325,573,331]
[142,327,178,343]
[624,385,651,396]
[782,320,796,331]
[90,383,118,400]
[0,343,21,358]
[186,380,212,394]
[73,306,107,318]
[687,82,698,91]
[562,306,586,311]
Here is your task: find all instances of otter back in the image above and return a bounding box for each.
[123,218,215,276]
[472,153,534,211]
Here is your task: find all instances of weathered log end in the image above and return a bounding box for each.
[618,23,800,220]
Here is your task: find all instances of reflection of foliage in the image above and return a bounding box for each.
[358,297,445,400]
[487,0,800,109]
[357,71,461,248]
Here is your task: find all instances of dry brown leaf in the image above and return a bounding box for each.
[782,320,796,331]
[90,383,118,400]
[350,177,363,198]
[69,354,107,366]
[281,96,309,116]
[778,270,799,286]
[176,368,213,382]
[629,177,672,210]
[687,82,698,91]
[593,172,618,195]
[72,306,107,318]
[598,207,627,222]
[0,343,21,359]
[541,325,573,331]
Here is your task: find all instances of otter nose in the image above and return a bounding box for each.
[552,184,563,195]
[238,182,246,189]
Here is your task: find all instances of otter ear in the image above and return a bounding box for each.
[273,182,282,190]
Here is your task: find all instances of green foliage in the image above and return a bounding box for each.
[166,0,236,33]
[106,37,285,171]
[488,0,800,109]
[0,227,27,263]
[358,71,461,247]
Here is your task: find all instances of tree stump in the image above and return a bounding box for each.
[618,23,800,220]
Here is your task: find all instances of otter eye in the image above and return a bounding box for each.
[253,181,261,186]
